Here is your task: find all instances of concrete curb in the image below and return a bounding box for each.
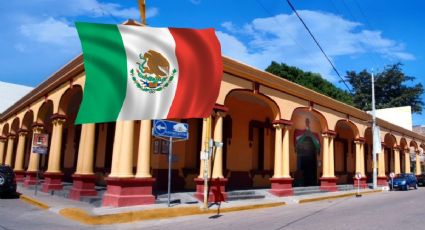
[298,190,382,204]
[19,194,50,210]
[59,202,286,225]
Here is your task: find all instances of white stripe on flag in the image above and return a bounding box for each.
[117,26,179,120]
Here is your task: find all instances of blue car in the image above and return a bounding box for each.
[388,173,418,191]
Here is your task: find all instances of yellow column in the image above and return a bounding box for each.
[405,148,411,173]
[394,148,400,174]
[46,117,66,173]
[0,137,6,164]
[14,130,28,171]
[273,124,283,178]
[27,126,43,172]
[212,111,225,178]
[282,125,291,178]
[378,145,386,177]
[360,142,365,176]
[416,150,422,175]
[117,121,134,177]
[110,121,123,177]
[329,135,335,177]
[5,135,16,166]
[75,123,95,175]
[136,120,152,178]
[322,134,330,177]
[355,141,362,174]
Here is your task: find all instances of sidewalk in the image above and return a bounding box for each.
[17,184,384,225]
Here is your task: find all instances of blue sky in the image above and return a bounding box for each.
[1,0,425,124]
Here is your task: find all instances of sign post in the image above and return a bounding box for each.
[152,120,189,207]
[32,133,49,196]
[389,172,395,191]
[355,172,362,197]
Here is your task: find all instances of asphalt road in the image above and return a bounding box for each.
[1,188,425,230]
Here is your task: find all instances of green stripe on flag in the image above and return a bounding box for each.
[75,22,128,124]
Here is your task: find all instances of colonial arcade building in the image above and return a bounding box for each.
[1,54,425,207]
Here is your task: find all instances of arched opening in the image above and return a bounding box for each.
[22,111,34,170]
[291,108,327,187]
[364,128,373,182]
[36,101,54,172]
[1,124,9,163]
[224,90,279,190]
[58,86,83,182]
[384,134,397,175]
[410,141,418,173]
[334,120,359,185]
[400,138,408,173]
[8,118,20,168]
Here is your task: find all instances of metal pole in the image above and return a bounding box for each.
[372,70,378,189]
[167,137,172,207]
[138,0,146,25]
[35,170,38,196]
[203,117,211,209]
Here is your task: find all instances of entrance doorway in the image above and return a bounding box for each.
[296,136,318,186]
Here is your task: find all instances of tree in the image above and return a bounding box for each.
[345,63,424,114]
[265,61,354,106]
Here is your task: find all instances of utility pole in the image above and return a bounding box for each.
[138,0,146,25]
[371,70,378,189]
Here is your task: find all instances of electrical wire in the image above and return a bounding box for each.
[286,0,353,93]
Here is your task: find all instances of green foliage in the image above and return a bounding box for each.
[265,61,354,106]
[345,63,424,114]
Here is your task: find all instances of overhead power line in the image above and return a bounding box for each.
[286,0,353,94]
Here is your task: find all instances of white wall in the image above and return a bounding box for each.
[0,81,33,113]
[372,106,413,131]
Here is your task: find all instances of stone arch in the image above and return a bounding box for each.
[223,89,279,189]
[22,111,34,131]
[291,107,328,132]
[410,140,418,151]
[10,118,20,135]
[364,127,373,179]
[384,133,397,174]
[290,107,328,187]
[36,101,54,171]
[224,89,281,120]
[1,123,9,137]
[399,137,409,173]
[334,120,360,184]
[58,85,83,182]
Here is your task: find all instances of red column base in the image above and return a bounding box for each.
[23,171,38,187]
[353,177,368,189]
[194,178,228,202]
[42,172,63,192]
[69,174,97,201]
[14,170,25,183]
[102,177,155,207]
[269,177,294,197]
[377,176,388,186]
[320,177,338,192]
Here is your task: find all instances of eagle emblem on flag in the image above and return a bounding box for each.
[130,49,177,93]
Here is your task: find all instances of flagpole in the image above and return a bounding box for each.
[138,0,146,25]
[203,116,212,209]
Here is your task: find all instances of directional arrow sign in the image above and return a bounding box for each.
[152,120,189,139]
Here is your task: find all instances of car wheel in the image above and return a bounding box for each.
[0,173,5,186]
[404,185,409,191]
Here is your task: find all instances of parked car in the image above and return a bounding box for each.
[0,165,17,197]
[388,173,418,191]
[417,173,425,186]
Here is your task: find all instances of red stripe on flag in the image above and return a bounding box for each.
[167,28,223,119]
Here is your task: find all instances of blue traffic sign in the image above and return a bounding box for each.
[152,120,189,139]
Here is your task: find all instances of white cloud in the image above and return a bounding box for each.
[218,10,414,81]
[19,17,79,49]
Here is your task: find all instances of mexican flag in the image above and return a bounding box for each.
[75,22,222,124]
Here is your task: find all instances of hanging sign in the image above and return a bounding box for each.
[32,133,49,155]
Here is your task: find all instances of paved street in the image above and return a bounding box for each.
[1,188,425,230]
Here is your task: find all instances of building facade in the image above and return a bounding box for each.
[1,47,425,207]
